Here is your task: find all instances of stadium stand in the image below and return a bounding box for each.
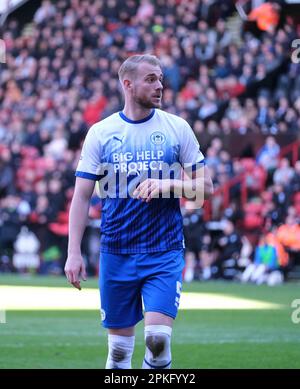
[0,0,300,282]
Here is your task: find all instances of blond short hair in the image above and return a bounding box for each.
[118,54,161,81]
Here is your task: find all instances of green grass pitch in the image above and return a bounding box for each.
[0,275,300,368]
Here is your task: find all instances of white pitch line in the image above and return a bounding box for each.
[0,286,283,310]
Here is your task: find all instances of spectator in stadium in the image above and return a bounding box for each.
[247,1,281,34]
[199,232,215,280]
[0,148,15,198]
[272,183,289,222]
[0,195,28,262]
[288,160,300,194]
[273,158,294,187]
[256,136,280,182]
[241,234,283,286]
[277,215,300,252]
[182,200,205,282]
[212,219,243,280]
[237,0,282,37]
[64,54,214,369]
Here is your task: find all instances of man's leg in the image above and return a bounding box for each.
[100,252,143,369]
[106,327,135,369]
[142,312,173,369]
[139,249,184,369]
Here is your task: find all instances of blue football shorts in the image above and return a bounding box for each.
[99,249,185,329]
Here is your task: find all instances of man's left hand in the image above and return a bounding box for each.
[133,179,171,202]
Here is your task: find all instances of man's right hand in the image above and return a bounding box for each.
[64,255,87,290]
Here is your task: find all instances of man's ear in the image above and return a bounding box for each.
[123,79,132,90]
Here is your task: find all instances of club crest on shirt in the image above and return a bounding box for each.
[150,131,165,145]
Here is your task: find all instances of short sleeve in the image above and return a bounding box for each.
[179,120,205,169]
[75,125,102,181]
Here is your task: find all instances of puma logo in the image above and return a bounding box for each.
[113,136,124,143]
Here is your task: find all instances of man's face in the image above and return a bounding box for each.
[129,63,163,109]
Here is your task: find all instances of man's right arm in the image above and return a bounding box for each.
[65,177,96,290]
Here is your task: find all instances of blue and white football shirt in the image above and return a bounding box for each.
[76,109,205,253]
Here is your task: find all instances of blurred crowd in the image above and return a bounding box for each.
[0,0,300,281]
[183,134,300,285]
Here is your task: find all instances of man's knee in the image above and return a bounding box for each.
[143,325,172,369]
[145,334,167,358]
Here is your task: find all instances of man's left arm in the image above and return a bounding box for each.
[134,165,213,203]
[171,165,214,201]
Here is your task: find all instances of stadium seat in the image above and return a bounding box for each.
[48,223,68,236]
[57,211,69,224]
[243,202,264,229]
[21,159,36,169]
[240,158,256,172]
[261,190,273,203]
[244,213,264,229]
[20,146,39,159]
[0,144,8,153]
[244,202,263,214]
[293,192,300,205]
[295,203,300,216]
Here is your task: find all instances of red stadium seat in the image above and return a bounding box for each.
[244,213,264,229]
[57,211,69,224]
[261,190,273,203]
[243,201,264,229]
[0,144,8,153]
[240,158,256,172]
[20,146,39,159]
[295,203,300,216]
[49,223,68,236]
[21,159,36,169]
[244,202,263,214]
[293,192,300,204]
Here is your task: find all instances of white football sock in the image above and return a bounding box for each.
[105,334,135,369]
